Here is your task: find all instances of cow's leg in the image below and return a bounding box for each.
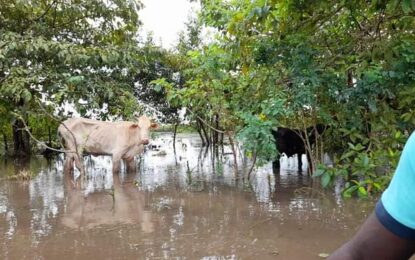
[297,154,303,173]
[272,154,281,174]
[112,154,122,174]
[125,157,137,174]
[70,145,85,176]
[73,152,85,175]
[63,154,75,174]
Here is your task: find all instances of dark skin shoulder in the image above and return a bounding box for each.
[328,212,415,260]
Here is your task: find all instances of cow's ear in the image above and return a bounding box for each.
[130,123,139,129]
[150,123,158,129]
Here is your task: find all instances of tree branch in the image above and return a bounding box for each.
[17,116,66,154]
[187,108,227,134]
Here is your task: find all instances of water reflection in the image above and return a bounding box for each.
[62,172,154,233]
[0,133,376,259]
[29,168,64,244]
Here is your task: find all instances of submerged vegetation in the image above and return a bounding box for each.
[1,0,415,197]
[0,169,34,181]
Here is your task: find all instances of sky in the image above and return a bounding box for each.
[139,0,200,49]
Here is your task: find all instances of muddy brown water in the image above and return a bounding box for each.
[0,133,377,260]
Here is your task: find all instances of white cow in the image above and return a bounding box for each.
[58,116,157,174]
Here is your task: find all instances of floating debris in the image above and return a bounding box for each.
[318,253,330,258]
[152,150,167,156]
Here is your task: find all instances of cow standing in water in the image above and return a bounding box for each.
[272,124,327,173]
[58,116,158,175]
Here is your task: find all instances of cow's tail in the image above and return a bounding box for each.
[56,125,65,153]
[57,121,79,156]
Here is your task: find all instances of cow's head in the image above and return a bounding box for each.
[131,116,158,145]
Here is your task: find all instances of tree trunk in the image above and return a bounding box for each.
[173,123,178,151]
[247,151,257,180]
[228,133,239,174]
[12,118,31,158]
[196,122,206,146]
[3,133,8,153]
[198,118,210,147]
[213,114,219,145]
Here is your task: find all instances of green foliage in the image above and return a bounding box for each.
[0,0,143,116]
[2,0,415,198]
[0,0,157,155]
[158,0,415,196]
[134,40,183,123]
[237,113,277,165]
[315,128,406,198]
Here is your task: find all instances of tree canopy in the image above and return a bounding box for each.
[157,0,415,196]
[1,0,415,197]
[0,0,148,156]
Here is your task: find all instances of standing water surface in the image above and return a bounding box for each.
[0,133,376,259]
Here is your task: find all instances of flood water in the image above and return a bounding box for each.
[0,133,377,260]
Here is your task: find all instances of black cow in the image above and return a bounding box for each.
[272,124,327,173]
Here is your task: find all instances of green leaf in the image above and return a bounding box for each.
[373,183,381,190]
[340,151,355,161]
[343,186,358,198]
[22,89,32,102]
[66,76,84,84]
[312,168,325,178]
[358,186,368,198]
[153,84,162,92]
[362,154,370,167]
[394,131,401,139]
[321,173,331,188]
[402,0,413,14]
